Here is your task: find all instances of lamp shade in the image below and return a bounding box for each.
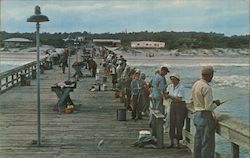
[27,5,49,23]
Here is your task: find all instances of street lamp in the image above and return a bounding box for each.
[27,5,49,146]
[74,39,80,62]
[65,35,74,81]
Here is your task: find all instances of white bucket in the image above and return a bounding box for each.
[95,84,101,91]
[102,84,107,91]
[96,75,100,81]
[139,130,151,139]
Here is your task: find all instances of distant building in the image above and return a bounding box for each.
[4,38,33,48]
[93,39,121,47]
[131,41,165,48]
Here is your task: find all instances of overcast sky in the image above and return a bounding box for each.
[1,0,249,36]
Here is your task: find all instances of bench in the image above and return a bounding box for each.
[51,81,76,112]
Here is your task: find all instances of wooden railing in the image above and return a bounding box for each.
[0,59,46,94]
[183,104,250,158]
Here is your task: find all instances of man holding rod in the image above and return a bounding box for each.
[189,66,221,158]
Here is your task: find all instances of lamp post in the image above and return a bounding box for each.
[65,35,73,81]
[74,39,80,62]
[27,5,49,146]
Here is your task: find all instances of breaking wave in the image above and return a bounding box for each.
[213,75,249,88]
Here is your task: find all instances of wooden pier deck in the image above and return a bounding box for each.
[0,57,191,158]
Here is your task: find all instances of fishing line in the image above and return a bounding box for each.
[220,95,247,104]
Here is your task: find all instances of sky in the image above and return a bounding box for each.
[0,0,249,36]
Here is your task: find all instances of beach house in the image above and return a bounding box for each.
[131,41,165,48]
[4,38,33,48]
[93,39,121,47]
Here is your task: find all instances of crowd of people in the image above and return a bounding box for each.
[101,47,221,158]
[57,45,220,158]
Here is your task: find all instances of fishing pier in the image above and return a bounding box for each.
[0,54,249,158]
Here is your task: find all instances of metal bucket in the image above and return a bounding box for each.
[117,108,126,121]
[103,76,107,82]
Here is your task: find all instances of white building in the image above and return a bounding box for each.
[4,38,33,48]
[131,41,165,48]
[93,39,121,47]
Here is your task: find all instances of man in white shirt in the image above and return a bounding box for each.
[189,66,221,158]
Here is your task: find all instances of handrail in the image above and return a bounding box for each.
[183,103,250,158]
[0,58,46,94]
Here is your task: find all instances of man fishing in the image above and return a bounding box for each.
[130,69,144,120]
[149,66,169,127]
[189,66,221,158]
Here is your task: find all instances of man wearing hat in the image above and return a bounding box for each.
[149,66,169,126]
[189,66,221,158]
[163,73,186,148]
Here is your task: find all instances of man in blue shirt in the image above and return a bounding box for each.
[149,66,169,126]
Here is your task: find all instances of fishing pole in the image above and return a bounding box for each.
[220,96,245,105]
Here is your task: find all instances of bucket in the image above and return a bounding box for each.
[114,90,120,98]
[103,84,107,91]
[117,108,126,121]
[139,130,151,139]
[95,84,101,91]
[103,76,107,82]
[95,75,100,81]
[101,84,107,91]
[25,80,31,86]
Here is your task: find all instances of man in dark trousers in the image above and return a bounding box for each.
[87,58,97,77]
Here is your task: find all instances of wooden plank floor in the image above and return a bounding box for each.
[0,57,191,158]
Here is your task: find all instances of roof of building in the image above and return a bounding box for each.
[4,38,33,42]
[93,39,121,43]
[131,41,165,44]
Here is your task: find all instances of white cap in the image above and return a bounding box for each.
[170,73,180,81]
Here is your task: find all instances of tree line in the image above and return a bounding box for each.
[0,31,248,49]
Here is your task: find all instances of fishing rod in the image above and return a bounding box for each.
[220,96,246,105]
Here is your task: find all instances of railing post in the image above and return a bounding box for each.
[20,74,26,86]
[28,67,31,78]
[6,77,8,88]
[0,79,2,91]
[40,63,44,74]
[231,143,239,158]
[11,75,14,85]
[16,72,19,84]
[185,117,191,143]
[32,69,36,79]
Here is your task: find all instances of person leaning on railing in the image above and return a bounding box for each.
[189,66,221,158]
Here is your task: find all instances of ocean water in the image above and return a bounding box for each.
[0,52,38,73]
